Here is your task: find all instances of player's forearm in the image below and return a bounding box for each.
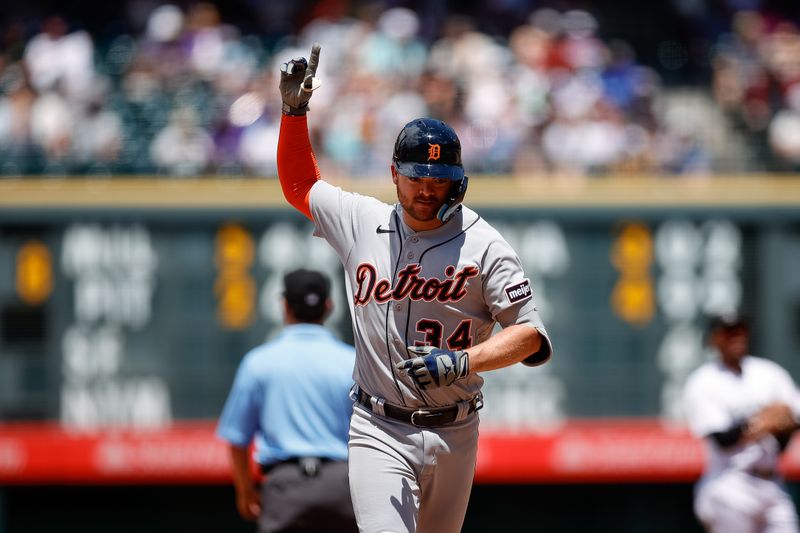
[277,114,319,219]
[467,324,542,374]
[745,402,799,441]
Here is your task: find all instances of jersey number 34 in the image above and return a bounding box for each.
[415,319,473,350]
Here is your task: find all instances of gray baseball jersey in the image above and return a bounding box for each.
[309,180,552,407]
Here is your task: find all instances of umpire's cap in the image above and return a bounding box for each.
[392,118,465,181]
[283,269,330,322]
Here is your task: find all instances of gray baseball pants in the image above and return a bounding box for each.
[348,403,480,533]
[259,459,358,533]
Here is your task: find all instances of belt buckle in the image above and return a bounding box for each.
[410,409,433,427]
[470,395,484,413]
[299,457,321,477]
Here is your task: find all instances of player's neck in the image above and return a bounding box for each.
[285,318,323,326]
[721,355,744,374]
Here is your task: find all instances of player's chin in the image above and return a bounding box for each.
[410,203,441,221]
[411,211,438,222]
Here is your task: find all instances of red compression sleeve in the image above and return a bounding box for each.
[277,114,320,220]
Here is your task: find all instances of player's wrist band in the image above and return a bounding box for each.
[282,102,308,116]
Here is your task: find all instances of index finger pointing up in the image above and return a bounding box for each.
[303,43,322,89]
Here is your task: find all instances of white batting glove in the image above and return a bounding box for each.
[279,43,322,115]
[396,346,470,390]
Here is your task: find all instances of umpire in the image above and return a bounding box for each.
[217,269,358,533]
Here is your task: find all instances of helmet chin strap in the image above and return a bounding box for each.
[436,176,469,223]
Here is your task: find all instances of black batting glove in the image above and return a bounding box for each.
[396,346,470,390]
[279,43,321,116]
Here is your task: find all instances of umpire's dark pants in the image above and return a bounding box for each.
[259,459,357,533]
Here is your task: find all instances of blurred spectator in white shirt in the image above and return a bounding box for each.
[0,64,39,173]
[151,106,214,176]
[24,15,94,103]
[30,89,74,163]
[73,81,123,173]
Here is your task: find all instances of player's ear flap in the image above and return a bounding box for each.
[437,176,468,223]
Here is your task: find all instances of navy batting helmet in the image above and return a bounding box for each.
[392,118,465,181]
[392,118,469,222]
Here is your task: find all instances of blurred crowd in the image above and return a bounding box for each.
[711,10,800,172]
[0,2,794,178]
[303,7,709,179]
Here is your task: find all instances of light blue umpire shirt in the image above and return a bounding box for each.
[217,323,356,467]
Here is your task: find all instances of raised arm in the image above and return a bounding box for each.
[277,115,319,219]
[276,44,323,220]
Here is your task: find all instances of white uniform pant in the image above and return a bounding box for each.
[348,404,479,533]
[694,471,799,533]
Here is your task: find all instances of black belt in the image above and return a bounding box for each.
[260,457,333,477]
[355,387,481,428]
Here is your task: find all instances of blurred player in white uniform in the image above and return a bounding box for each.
[683,314,800,533]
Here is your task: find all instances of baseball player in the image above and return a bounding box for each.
[276,45,553,533]
[683,314,800,533]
